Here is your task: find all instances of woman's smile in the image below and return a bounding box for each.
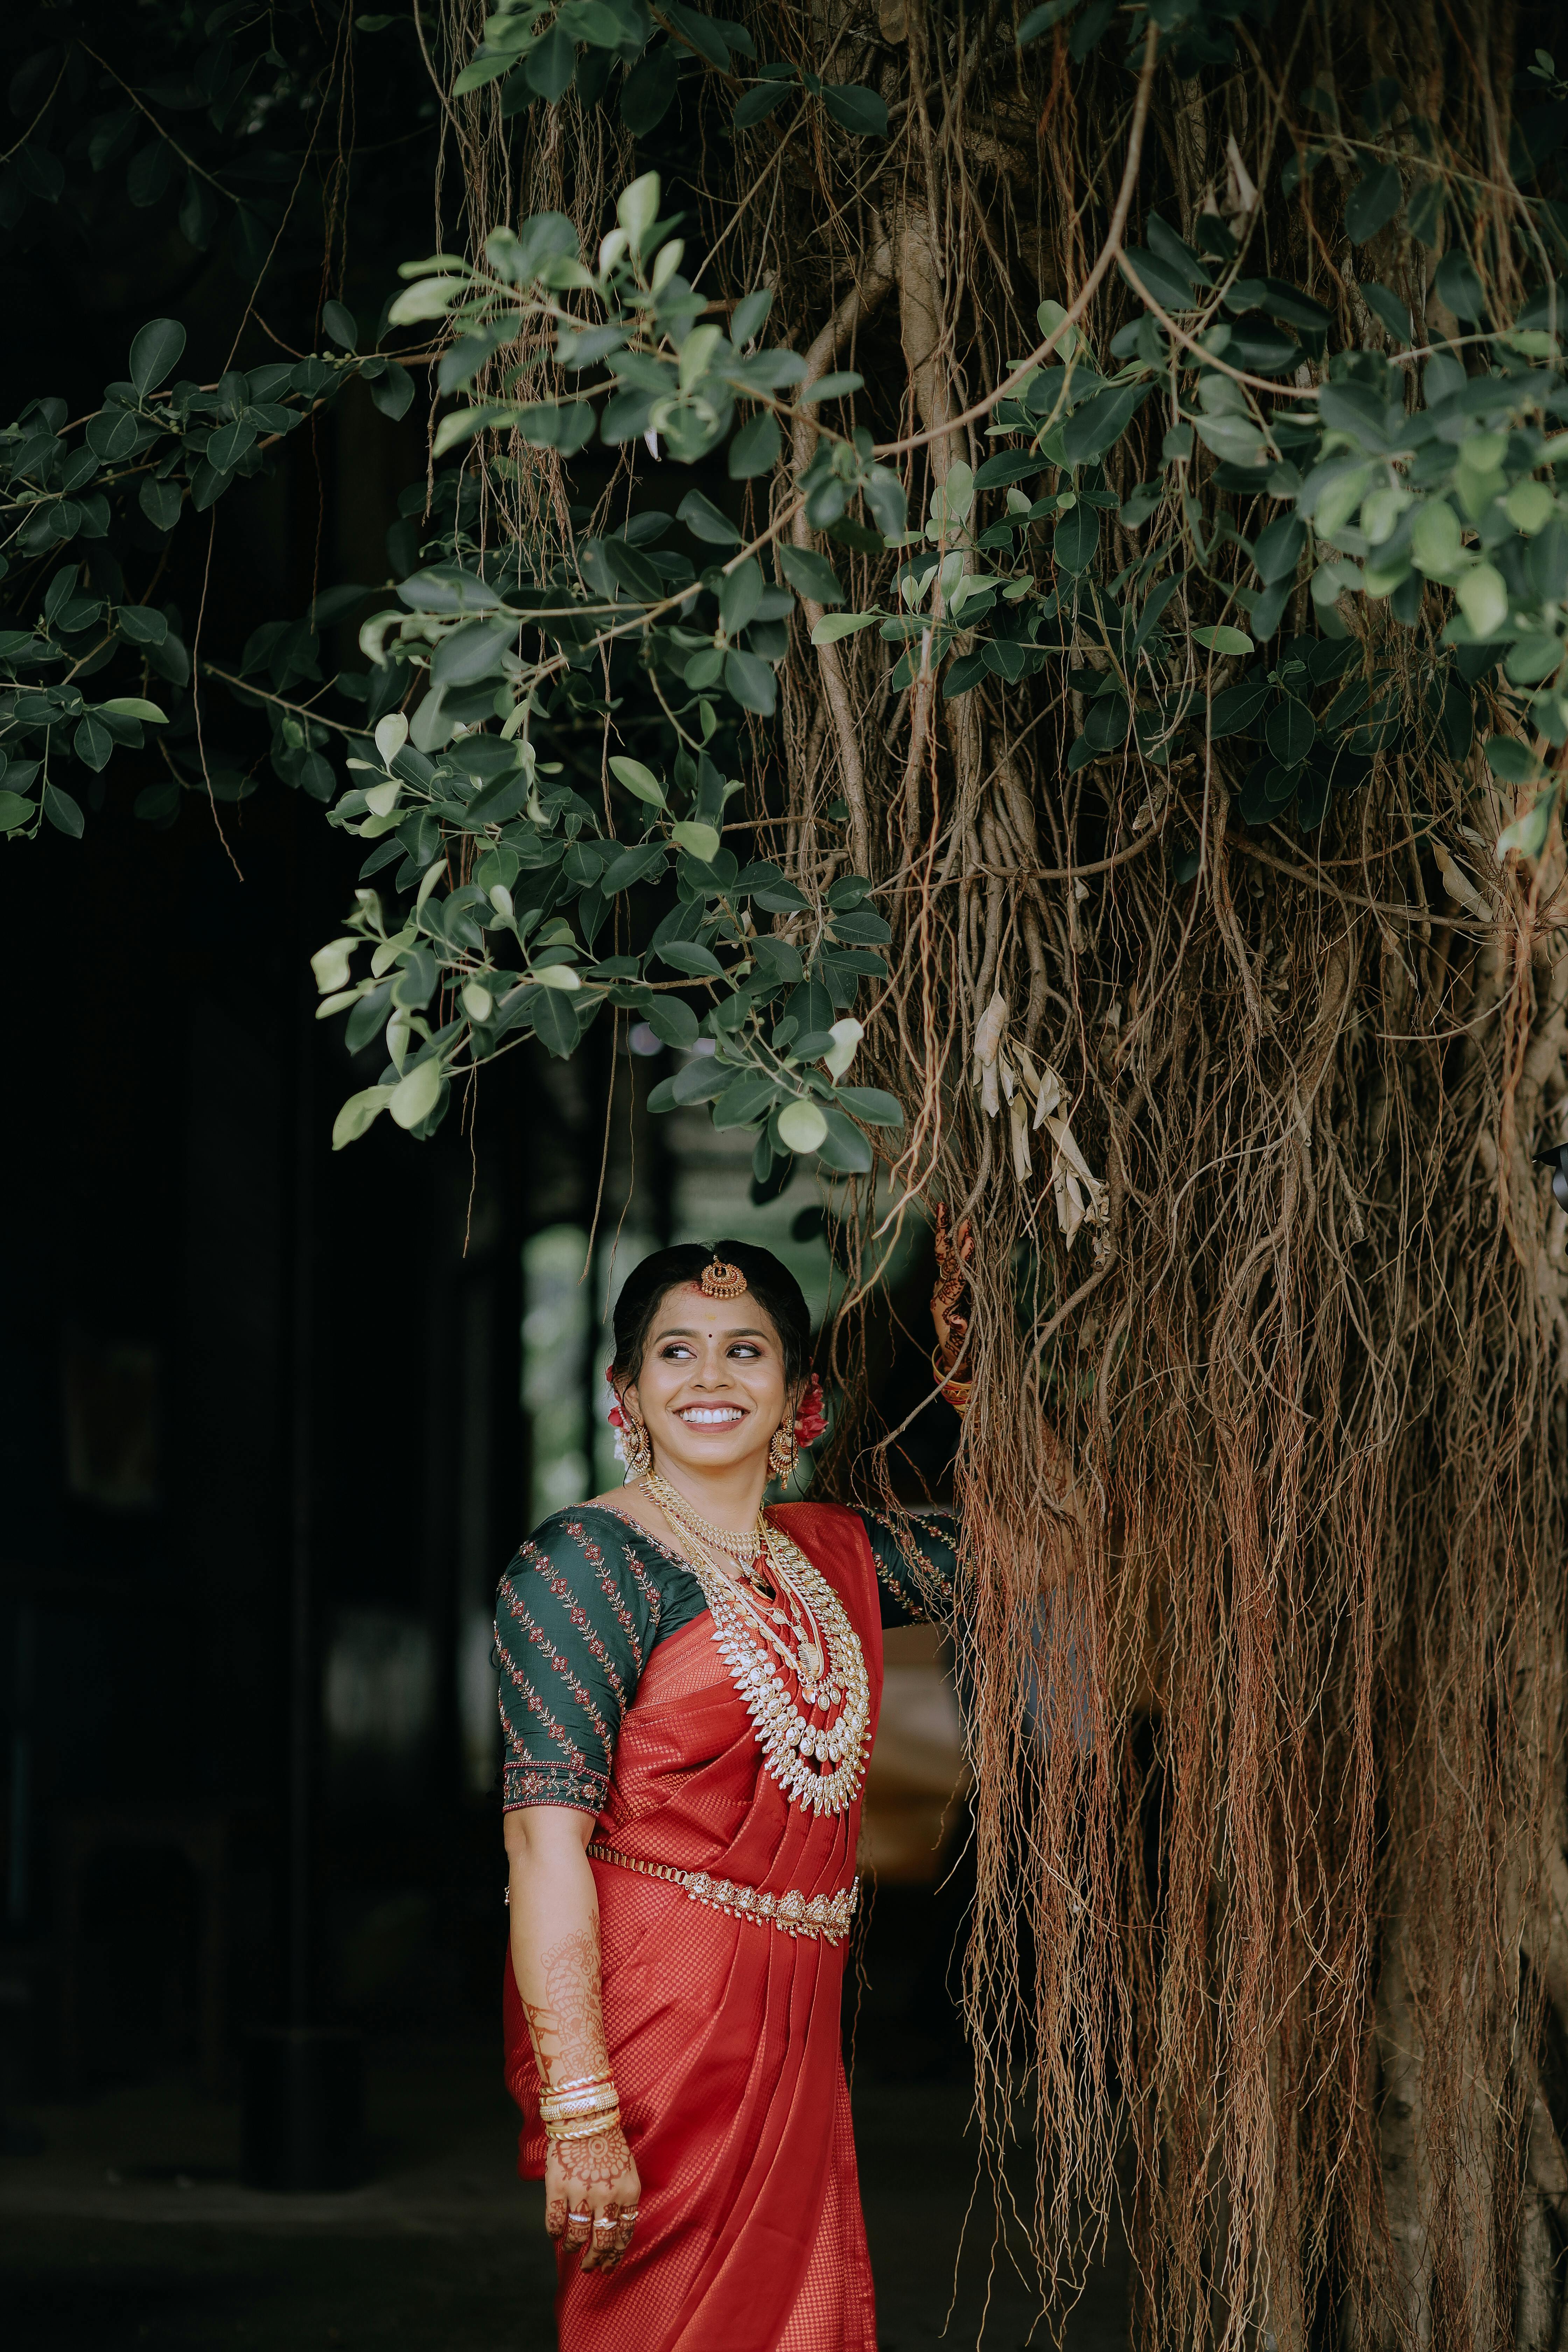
[676,1403,747,1427]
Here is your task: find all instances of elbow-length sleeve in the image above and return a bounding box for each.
[860,1506,962,1630]
[493,1513,663,1814]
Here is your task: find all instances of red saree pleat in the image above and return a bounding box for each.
[503,1502,884,2352]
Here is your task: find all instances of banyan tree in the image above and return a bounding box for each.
[4,0,1568,2338]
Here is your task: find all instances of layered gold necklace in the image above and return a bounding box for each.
[640,1468,871,1817]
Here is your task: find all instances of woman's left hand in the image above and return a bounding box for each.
[547,2121,642,2273]
[931,1204,975,1372]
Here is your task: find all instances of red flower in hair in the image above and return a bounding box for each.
[604,1365,625,1428]
[793,1373,828,1449]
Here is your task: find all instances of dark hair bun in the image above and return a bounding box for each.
[610,1241,811,1387]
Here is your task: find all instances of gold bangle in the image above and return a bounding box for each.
[539,2085,621,2124]
[544,2108,622,2144]
[547,2072,614,2098]
[931,1345,972,1409]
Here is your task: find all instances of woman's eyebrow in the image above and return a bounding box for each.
[653,1325,774,1342]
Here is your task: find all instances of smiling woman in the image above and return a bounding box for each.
[495,1238,965,2352]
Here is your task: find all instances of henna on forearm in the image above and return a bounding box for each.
[507,1808,641,2272]
[521,1917,612,2088]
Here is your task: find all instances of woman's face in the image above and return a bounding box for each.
[624,1287,790,1482]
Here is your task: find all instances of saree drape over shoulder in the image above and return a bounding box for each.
[497,1498,957,2352]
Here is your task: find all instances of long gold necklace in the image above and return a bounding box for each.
[641,1469,871,1816]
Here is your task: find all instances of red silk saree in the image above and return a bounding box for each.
[502,1500,885,2352]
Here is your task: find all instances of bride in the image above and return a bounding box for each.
[497,1232,971,2351]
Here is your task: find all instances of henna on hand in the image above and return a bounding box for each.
[931,1203,976,1371]
[545,2124,640,2273]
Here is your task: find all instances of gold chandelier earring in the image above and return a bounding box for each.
[767,1421,798,1482]
[620,1404,652,1483]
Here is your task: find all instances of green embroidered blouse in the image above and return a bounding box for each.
[495,1502,959,1815]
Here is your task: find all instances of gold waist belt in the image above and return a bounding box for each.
[586,1842,860,1945]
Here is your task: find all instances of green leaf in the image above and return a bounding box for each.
[1060,383,1150,468]
[622,47,680,135]
[452,51,518,96]
[712,1074,780,1131]
[140,478,183,532]
[1412,499,1464,578]
[1193,624,1254,656]
[733,83,793,129]
[114,606,169,647]
[1192,413,1265,465]
[0,791,36,831]
[1362,282,1413,342]
[1211,676,1270,735]
[322,299,358,350]
[609,755,666,805]
[657,939,726,978]
[800,372,863,406]
[602,841,667,892]
[1069,0,1114,59]
[86,408,139,461]
[532,986,586,1058]
[777,1098,828,1154]
[98,696,168,722]
[1497,783,1558,861]
[332,1084,394,1148]
[73,715,114,771]
[719,557,764,635]
[974,450,1050,490]
[368,361,415,421]
[129,318,187,395]
[645,998,701,1049]
[1265,698,1316,768]
[390,1057,443,1129]
[779,545,845,606]
[1455,562,1508,637]
[41,781,84,837]
[731,288,774,346]
[1253,515,1306,584]
[821,84,887,137]
[723,648,777,714]
[526,22,577,100]
[810,611,880,645]
[815,1105,874,1172]
[387,275,469,325]
[728,411,781,479]
[432,403,511,457]
[831,1085,903,1127]
[677,489,743,546]
[1483,733,1541,785]
[1345,163,1403,243]
[671,819,723,861]
[210,420,259,471]
[1053,505,1100,573]
[1017,0,1080,42]
[430,616,516,685]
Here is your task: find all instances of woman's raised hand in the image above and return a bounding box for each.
[547,2122,641,2273]
[931,1204,975,1374]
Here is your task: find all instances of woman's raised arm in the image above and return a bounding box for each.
[505,1805,640,2274]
